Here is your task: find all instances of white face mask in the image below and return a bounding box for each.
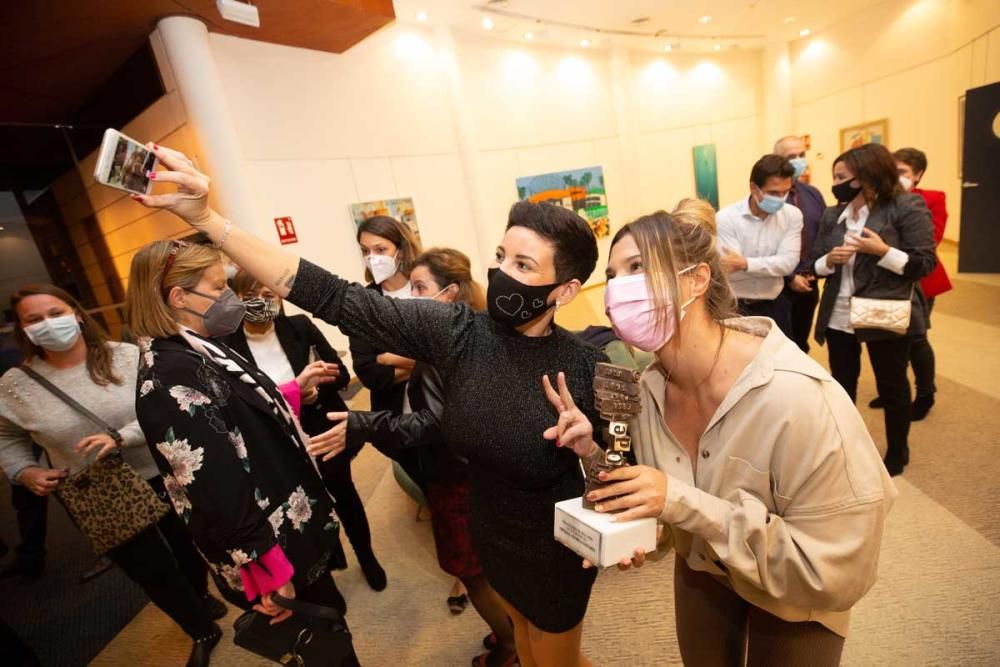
[23,315,82,352]
[414,284,454,301]
[899,175,914,192]
[367,253,398,285]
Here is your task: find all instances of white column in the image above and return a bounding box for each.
[761,41,793,153]
[155,16,264,236]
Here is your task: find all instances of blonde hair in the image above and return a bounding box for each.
[610,198,735,343]
[126,240,223,339]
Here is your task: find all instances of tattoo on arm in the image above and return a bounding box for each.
[276,268,296,291]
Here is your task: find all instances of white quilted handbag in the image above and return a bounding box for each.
[849,294,912,335]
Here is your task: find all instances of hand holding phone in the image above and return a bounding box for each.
[94,129,157,195]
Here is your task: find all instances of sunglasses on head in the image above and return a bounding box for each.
[160,239,190,294]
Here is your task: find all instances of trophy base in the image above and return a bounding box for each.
[554,497,657,568]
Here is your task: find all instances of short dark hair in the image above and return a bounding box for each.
[893,147,928,175]
[750,154,795,188]
[506,201,598,284]
[834,144,901,207]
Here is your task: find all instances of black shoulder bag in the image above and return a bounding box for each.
[233,593,354,666]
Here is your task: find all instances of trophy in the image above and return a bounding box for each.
[553,362,655,567]
[582,362,643,509]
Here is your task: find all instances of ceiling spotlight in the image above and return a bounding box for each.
[482,17,494,30]
[416,10,428,22]
[799,28,811,37]
[713,43,722,51]
[783,16,797,24]
[699,16,712,24]
[580,38,591,48]
[524,31,534,40]
[216,0,260,28]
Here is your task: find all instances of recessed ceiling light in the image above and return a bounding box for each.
[580,38,591,48]
[482,17,494,31]
[799,28,811,37]
[699,16,712,24]
[713,43,722,51]
[524,31,534,41]
[783,16,797,24]
[416,10,428,22]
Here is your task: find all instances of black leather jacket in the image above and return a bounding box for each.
[346,363,467,484]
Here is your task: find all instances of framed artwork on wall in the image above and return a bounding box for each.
[839,118,889,152]
[515,166,610,238]
[349,197,421,242]
[692,144,719,210]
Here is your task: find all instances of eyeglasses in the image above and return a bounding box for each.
[160,240,189,293]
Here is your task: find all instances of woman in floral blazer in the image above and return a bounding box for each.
[127,239,356,663]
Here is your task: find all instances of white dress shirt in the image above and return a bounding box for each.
[814,205,910,333]
[716,197,804,300]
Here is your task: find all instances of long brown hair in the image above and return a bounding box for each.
[413,247,486,311]
[126,240,223,339]
[356,216,422,284]
[610,198,736,344]
[11,284,122,386]
[834,143,902,209]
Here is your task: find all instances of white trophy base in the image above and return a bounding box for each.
[554,496,657,568]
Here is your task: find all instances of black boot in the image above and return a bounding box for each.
[359,556,387,592]
[911,394,935,421]
[868,396,885,409]
[202,594,228,620]
[186,623,222,667]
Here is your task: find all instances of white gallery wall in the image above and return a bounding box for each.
[791,0,1000,241]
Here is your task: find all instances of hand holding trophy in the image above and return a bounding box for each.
[546,363,657,568]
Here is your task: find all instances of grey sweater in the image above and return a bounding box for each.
[0,342,158,482]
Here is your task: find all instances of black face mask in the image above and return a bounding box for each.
[487,268,561,327]
[832,180,863,204]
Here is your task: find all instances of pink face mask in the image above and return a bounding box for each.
[604,269,696,353]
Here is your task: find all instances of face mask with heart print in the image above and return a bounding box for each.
[486,267,561,328]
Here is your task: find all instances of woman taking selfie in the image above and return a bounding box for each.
[310,247,518,667]
[125,239,360,666]
[0,284,224,667]
[545,199,897,667]
[812,143,936,475]
[133,144,605,667]
[223,271,386,591]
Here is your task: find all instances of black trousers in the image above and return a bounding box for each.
[9,483,47,570]
[826,329,913,466]
[105,477,215,640]
[782,283,819,354]
[738,295,793,340]
[319,454,377,564]
[909,297,936,398]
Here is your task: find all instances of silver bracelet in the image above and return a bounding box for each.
[212,219,232,249]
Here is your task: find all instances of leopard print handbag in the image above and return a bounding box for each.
[20,366,169,554]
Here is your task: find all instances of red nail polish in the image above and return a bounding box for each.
[148,171,156,179]
[130,195,142,201]
[153,143,159,150]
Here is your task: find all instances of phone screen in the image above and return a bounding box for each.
[98,131,156,195]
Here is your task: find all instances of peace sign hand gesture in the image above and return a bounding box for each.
[542,372,599,459]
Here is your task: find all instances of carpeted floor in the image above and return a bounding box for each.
[22,243,1000,665]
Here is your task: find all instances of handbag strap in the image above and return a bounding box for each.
[19,365,124,445]
[272,593,346,623]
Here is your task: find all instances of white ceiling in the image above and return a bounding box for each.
[393,0,887,51]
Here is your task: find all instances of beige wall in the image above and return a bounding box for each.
[790,0,1000,241]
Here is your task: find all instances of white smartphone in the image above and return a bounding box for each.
[93,129,157,196]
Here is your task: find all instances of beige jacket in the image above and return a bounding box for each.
[631,317,896,637]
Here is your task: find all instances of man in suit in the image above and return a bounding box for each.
[774,135,827,353]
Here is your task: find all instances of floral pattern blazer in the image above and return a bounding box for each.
[135,334,345,606]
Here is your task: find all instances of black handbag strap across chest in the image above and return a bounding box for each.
[18,365,123,445]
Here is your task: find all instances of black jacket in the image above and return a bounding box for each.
[349,283,407,413]
[812,193,936,344]
[346,363,467,485]
[223,314,350,438]
[136,335,346,607]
